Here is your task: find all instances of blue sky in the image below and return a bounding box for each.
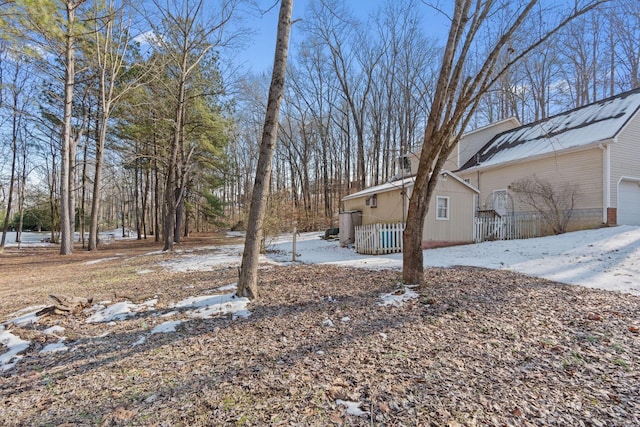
[236,0,448,73]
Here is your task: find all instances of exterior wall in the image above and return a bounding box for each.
[422,177,476,245]
[342,186,408,225]
[403,151,421,176]
[459,147,604,230]
[610,112,640,208]
[343,178,477,245]
[451,118,520,170]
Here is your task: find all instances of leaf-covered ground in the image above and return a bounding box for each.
[0,236,639,426]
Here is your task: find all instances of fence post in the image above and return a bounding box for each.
[292,226,297,262]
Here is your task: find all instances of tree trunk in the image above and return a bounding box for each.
[163,72,186,251]
[59,1,77,255]
[0,108,18,252]
[174,188,184,243]
[80,133,89,248]
[135,157,141,240]
[154,140,160,242]
[16,137,28,247]
[88,108,106,251]
[237,0,293,300]
[142,162,149,239]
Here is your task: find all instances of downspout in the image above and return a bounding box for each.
[476,169,481,211]
[599,143,610,224]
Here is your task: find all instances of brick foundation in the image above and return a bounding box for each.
[606,208,617,226]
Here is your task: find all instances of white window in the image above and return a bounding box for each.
[366,194,377,208]
[398,155,411,176]
[436,196,450,220]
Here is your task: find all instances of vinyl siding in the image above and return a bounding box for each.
[422,177,476,243]
[454,118,521,169]
[343,178,476,243]
[459,147,603,229]
[610,112,640,207]
[409,119,521,174]
[342,185,408,225]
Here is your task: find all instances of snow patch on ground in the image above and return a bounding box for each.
[214,283,237,292]
[379,287,419,307]
[159,246,244,272]
[84,257,120,265]
[86,299,158,323]
[40,339,68,354]
[0,327,30,371]
[172,293,250,319]
[150,320,184,334]
[132,336,147,347]
[336,399,368,416]
[264,227,640,295]
[3,306,46,327]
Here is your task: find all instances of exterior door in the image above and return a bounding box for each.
[618,179,640,225]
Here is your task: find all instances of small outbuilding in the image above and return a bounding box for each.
[341,171,479,249]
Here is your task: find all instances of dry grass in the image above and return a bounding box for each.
[1,234,639,426]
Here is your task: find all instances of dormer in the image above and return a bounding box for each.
[453,117,521,169]
[392,151,420,180]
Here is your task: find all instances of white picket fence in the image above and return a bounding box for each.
[355,223,405,255]
[473,215,542,243]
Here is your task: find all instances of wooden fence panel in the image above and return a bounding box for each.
[355,223,405,255]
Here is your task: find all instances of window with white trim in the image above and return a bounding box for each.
[365,194,377,208]
[436,196,450,220]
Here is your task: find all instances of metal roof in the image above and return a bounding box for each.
[460,87,640,171]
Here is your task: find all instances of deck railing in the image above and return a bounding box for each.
[473,215,542,243]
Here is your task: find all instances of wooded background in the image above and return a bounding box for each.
[0,0,638,252]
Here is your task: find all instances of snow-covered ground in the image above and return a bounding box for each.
[2,229,138,247]
[281,226,640,295]
[2,225,639,371]
[164,225,640,296]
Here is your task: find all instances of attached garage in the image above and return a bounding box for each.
[618,179,640,225]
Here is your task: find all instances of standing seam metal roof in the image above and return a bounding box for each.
[459,87,640,171]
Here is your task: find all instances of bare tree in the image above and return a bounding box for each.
[237,0,293,300]
[144,0,239,251]
[0,52,28,252]
[402,0,608,285]
[509,175,578,234]
[304,0,381,191]
[87,0,154,251]
[611,0,640,90]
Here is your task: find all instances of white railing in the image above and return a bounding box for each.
[473,215,542,243]
[355,223,405,255]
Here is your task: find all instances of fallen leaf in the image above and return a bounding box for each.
[629,325,639,333]
[587,313,602,321]
[327,386,348,401]
[329,412,343,424]
[112,406,137,421]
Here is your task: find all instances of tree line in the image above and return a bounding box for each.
[0,0,637,255]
